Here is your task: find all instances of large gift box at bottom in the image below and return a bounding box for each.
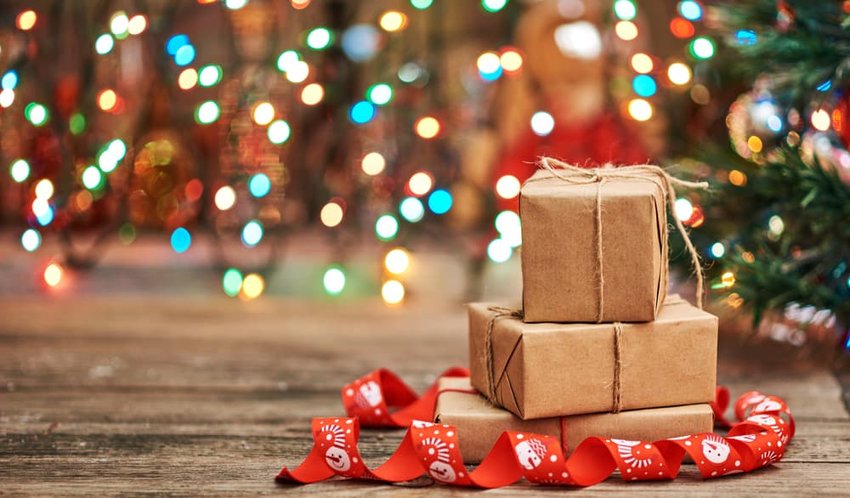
[469,296,717,419]
[434,378,713,464]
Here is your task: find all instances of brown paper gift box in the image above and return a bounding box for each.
[520,168,668,323]
[468,296,717,419]
[434,378,714,464]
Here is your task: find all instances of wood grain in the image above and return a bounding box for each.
[1,297,848,496]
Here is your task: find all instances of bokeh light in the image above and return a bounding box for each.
[25,102,49,126]
[482,0,508,13]
[530,111,555,136]
[215,186,236,210]
[385,248,410,274]
[17,10,37,31]
[241,273,265,299]
[399,197,425,222]
[487,238,512,263]
[35,179,54,199]
[98,89,118,111]
[198,65,223,87]
[667,62,692,85]
[306,27,333,50]
[267,120,291,144]
[361,152,386,176]
[252,102,275,126]
[276,50,301,72]
[499,48,523,74]
[689,36,715,60]
[379,11,408,32]
[678,0,703,21]
[81,165,104,190]
[632,74,657,97]
[110,12,129,37]
[249,173,272,198]
[44,262,63,288]
[495,210,522,247]
[613,0,637,21]
[178,69,198,90]
[375,214,399,241]
[286,61,310,83]
[323,267,346,295]
[10,159,30,183]
[301,83,324,105]
[615,21,638,41]
[170,227,192,253]
[320,201,344,227]
[408,172,434,196]
[495,175,521,199]
[128,15,147,35]
[222,268,243,297]
[195,100,220,124]
[411,0,434,9]
[710,242,726,258]
[811,109,831,131]
[627,98,653,121]
[349,100,376,124]
[631,53,653,73]
[241,220,264,247]
[21,228,41,252]
[427,189,453,215]
[174,44,196,66]
[367,83,393,106]
[415,116,440,139]
[674,197,694,221]
[670,18,695,39]
[95,34,115,55]
[381,280,405,304]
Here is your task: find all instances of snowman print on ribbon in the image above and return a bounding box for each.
[514,437,548,470]
[612,439,654,469]
[355,380,383,408]
[701,434,731,464]
[419,437,456,483]
[753,398,783,413]
[320,424,351,472]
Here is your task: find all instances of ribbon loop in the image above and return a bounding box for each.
[276,369,795,489]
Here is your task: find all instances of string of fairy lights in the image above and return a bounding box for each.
[5,0,810,305]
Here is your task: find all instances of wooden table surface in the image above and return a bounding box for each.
[1,296,849,496]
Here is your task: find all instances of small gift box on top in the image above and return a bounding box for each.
[520,162,673,323]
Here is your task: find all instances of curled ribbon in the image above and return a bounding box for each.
[276,369,794,489]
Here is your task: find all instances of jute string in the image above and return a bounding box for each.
[483,308,624,414]
[533,158,709,314]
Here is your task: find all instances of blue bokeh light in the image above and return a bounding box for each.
[427,189,453,215]
[170,227,192,253]
[349,100,376,124]
[248,173,272,198]
[632,75,657,98]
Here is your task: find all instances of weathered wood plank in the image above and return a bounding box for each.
[1,296,849,495]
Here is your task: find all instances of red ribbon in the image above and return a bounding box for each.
[276,368,794,488]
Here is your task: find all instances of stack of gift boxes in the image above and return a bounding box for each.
[435,168,719,463]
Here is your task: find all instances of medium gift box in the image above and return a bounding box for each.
[434,377,714,464]
[468,296,717,419]
[520,166,668,323]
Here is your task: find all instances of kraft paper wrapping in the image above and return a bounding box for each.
[434,378,714,464]
[520,168,667,323]
[468,296,718,420]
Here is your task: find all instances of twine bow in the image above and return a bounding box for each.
[536,158,709,313]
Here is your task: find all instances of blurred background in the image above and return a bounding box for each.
[0,0,848,360]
